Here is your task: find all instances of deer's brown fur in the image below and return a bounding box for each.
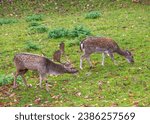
[13,53,78,88]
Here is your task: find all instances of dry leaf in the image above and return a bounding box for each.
[111,102,118,107]
[52,95,61,100]
[98,81,104,90]
[9,93,16,98]
[0,102,4,107]
[34,98,41,104]
[133,101,139,107]
[84,95,89,99]
[75,92,81,96]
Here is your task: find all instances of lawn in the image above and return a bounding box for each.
[0,0,149,107]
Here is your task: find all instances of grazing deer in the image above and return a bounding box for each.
[80,37,134,69]
[13,53,78,88]
[53,42,65,63]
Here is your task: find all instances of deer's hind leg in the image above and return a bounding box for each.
[13,71,19,88]
[80,53,92,69]
[20,69,28,87]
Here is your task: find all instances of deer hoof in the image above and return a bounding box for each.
[80,67,83,70]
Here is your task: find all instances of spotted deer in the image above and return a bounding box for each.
[13,53,78,89]
[80,37,134,69]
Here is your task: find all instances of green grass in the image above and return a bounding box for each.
[29,25,48,33]
[26,14,44,22]
[25,41,40,51]
[48,28,69,39]
[85,11,101,19]
[48,25,91,39]
[68,25,91,38]
[0,74,22,86]
[0,18,18,25]
[28,22,41,27]
[0,1,150,107]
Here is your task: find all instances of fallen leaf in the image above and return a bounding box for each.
[128,93,134,97]
[84,95,89,99]
[80,104,90,107]
[133,101,139,107]
[9,93,16,98]
[34,98,41,104]
[24,104,33,107]
[111,102,118,107]
[52,95,61,100]
[98,81,104,90]
[75,92,82,97]
[0,102,4,107]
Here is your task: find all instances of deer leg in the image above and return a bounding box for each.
[80,55,84,69]
[80,53,92,69]
[39,74,45,88]
[13,71,19,88]
[86,56,93,69]
[101,53,105,66]
[45,80,49,92]
[21,75,27,87]
[20,69,28,87]
[108,52,117,65]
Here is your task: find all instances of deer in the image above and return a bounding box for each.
[80,37,134,69]
[13,53,78,89]
[53,42,65,63]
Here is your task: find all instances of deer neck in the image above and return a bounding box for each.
[116,48,127,57]
[47,62,66,75]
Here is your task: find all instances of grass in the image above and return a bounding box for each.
[0,74,22,86]
[25,41,40,51]
[26,14,44,22]
[48,28,69,39]
[48,25,91,39]
[0,1,150,107]
[85,11,101,19]
[28,21,41,27]
[68,25,91,38]
[29,25,48,33]
[0,18,18,25]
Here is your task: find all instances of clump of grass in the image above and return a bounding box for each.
[48,26,91,39]
[68,25,91,38]
[48,28,68,38]
[26,14,43,22]
[25,41,40,50]
[67,34,90,47]
[85,11,101,19]
[0,74,13,86]
[0,18,18,25]
[28,21,41,27]
[67,38,80,47]
[0,74,22,86]
[29,25,48,33]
